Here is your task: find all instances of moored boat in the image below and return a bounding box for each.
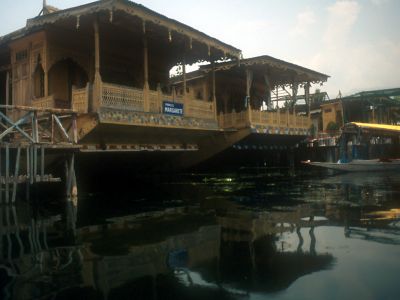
[304,159,400,172]
[304,122,400,172]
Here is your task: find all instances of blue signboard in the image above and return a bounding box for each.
[163,101,184,116]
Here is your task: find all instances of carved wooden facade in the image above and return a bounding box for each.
[0,1,329,169]
[0,0,240,133]
[173,56,329,136]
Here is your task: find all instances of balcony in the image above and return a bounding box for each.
[31,81,217,131]
[219,109,311,135]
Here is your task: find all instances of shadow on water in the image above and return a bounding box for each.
[1,169,400,299]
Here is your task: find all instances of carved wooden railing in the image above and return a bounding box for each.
[279,112,287,126]
[186,99,215,120]
[148,90,160,113]
[101,83,144,111]
[72,85,89,114]
[218,110,250,129]
[31,95,55,109]
[251,110,310,129]
[99,81,216,120]
[219,109,311,131]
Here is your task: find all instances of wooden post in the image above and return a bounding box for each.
[182,57,186,97]
[5,144,9,203]
[30,146,34,184]
[33,111,39,143]
[286,102,289,127]
[6,71,10,106]
[291,82,298,128]
[72,114,78,143]
[66,153,77,197]
[40,145,45,180]
[156,83,162,113]
[33,146,38,183]
[143,26,150,112]
[305,82,310,117]
[263,74,272,109]
[212,61,217,121]
[44,37,49,97]
[182,56,187,115]
[246,68,253,124]
[93,19,102,112]
[51,114,55,143]
[11,147,21,203]
[26,146,30,183]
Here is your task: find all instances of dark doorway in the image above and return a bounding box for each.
[48,58,88,109]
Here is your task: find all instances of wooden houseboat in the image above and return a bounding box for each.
[0,0,329,173]
[0,0,243,170]
[172,56,329,167]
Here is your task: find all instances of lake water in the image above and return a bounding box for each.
[1,169,400,300]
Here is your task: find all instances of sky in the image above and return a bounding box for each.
[0,0,399,97]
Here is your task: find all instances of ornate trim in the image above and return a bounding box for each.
[98,107,219,131]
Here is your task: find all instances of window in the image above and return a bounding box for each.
[33,64,45,98]
[16,50,28,62]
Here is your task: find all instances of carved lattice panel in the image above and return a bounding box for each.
[101,83,144,111]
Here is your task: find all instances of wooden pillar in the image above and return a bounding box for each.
[277,86,280,127]
[291,82,298,127]
[286,103,289,127]
[182,57,186,98]
[66,153,77,197]
[305,82,310,117]
[264,74,272,109]
[212,60,217,121]
[5,71,10,105]
[156,83,162,113]
[143,23,150,112]
[92,19,102,112]
[43,37,49,97]
[246,68,253,123]
[182,56,187,115]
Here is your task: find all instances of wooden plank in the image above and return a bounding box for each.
[0,111,35,143]
[53,115,72,142]
[41,146,45,179]
[11,147,21,203]
[30,146,34,184]
[5,144,9,203]
[34,145,38,182]
[0,175,61,184]
[0,104,76,114]
[26,147,30,184]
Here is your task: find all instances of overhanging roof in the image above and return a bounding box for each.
[339,88,400,106]
[347,88,400,99]
[200,55,329,84]
[0,0,241,60]
[171,55,329,85]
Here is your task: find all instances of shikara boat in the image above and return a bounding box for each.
[305,159,400,172]
[304,122,400,172]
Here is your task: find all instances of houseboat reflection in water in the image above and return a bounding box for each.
[1,171,400,299]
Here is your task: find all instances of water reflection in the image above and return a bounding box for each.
[1,171,400,299]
